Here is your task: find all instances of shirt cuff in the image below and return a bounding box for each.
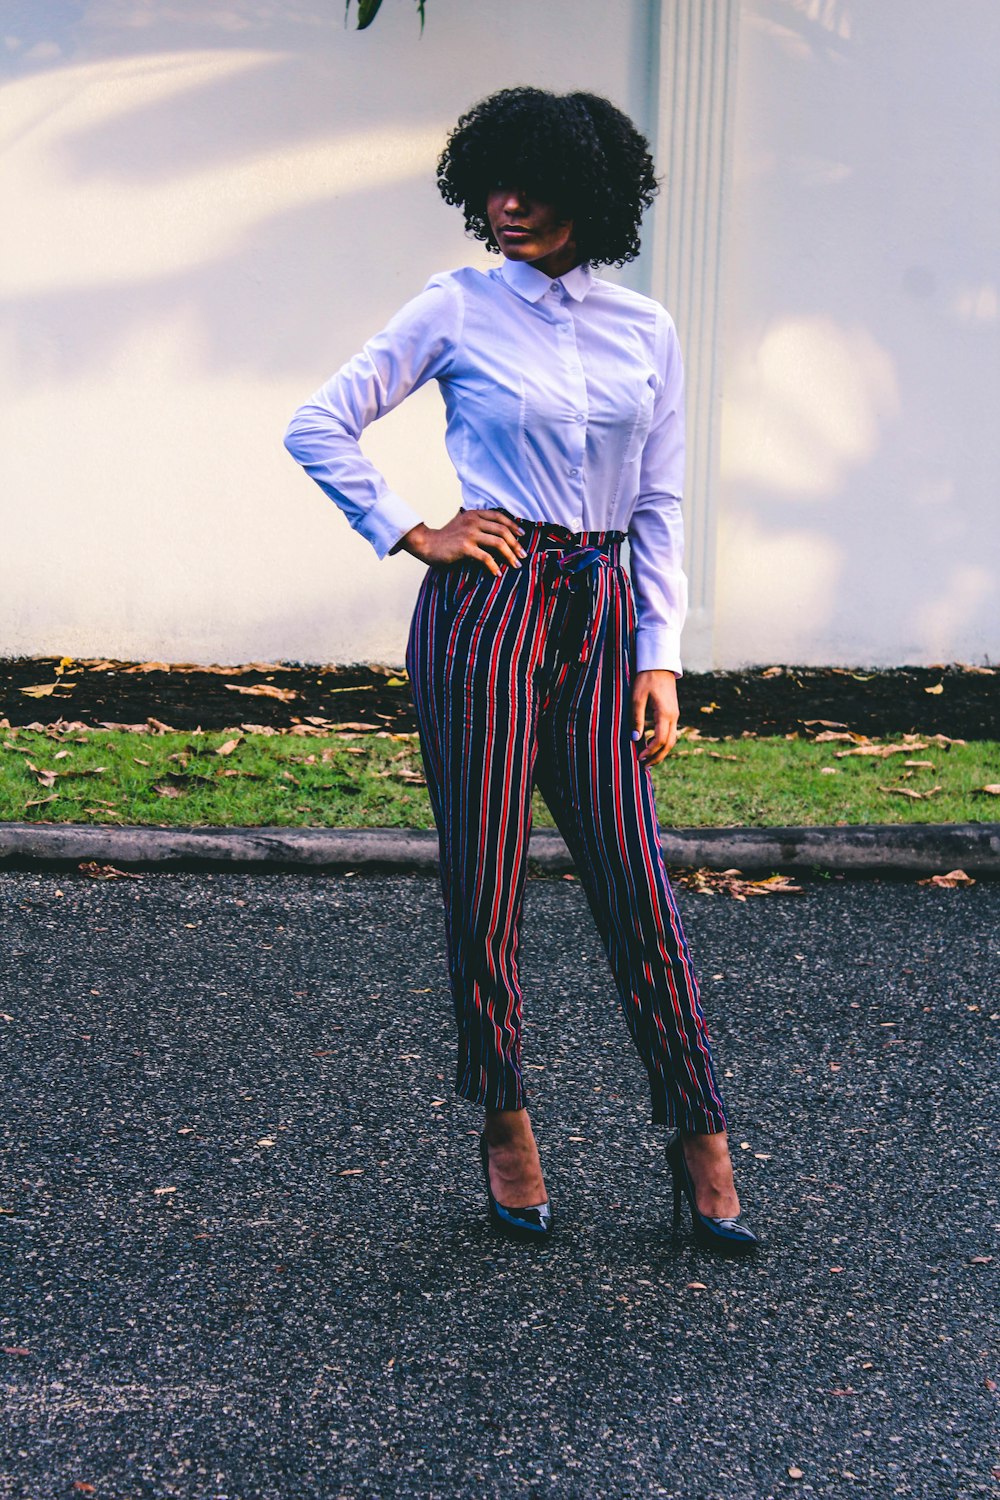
[635,625,683,677]
[355,490,425,560]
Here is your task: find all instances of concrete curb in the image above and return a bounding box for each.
[1,821,998,876]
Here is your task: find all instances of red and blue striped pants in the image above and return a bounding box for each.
[404,508,728,1134]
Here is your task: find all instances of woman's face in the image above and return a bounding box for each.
[486,184,579,278]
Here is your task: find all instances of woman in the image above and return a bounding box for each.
[284,86,757,1257]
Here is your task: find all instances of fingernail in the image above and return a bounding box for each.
[631,730,642,742]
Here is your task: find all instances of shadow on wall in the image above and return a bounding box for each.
[715,0,998,665]
[2,41,457,381]
[0,26,467,661]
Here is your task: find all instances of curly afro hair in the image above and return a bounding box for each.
[436,86,659,268]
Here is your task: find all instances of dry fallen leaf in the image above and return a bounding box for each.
[216,737,243,756]
[78,862,141,880]
[673,867,803,900]
[974,784,1000,796]
[787,1466,804,1480]
[153,783,184,798]
[924,682,944,694]
[836,741,926,759]
[152,1186,176,1196]
[27,763,58,789]
[224,683,298,702]
[339,1168,364,1176]
[3,1346,30,1356]
[20,682,74,698]
[761,666,783,678]
[256,1138,276,1148]
[878,784,942,800]
[685,1282,707,1290]
[917,869,976,888]
[72,1483,96,1493]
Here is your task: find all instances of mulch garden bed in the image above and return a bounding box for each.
[1,658,995,739]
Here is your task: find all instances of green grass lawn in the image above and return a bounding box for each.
[2,725,997,828]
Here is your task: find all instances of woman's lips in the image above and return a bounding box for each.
[499,226,532,240]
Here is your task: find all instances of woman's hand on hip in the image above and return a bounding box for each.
[632,670,680,765]
[395,512,527,574]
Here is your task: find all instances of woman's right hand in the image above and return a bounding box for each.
[395,511,527,575]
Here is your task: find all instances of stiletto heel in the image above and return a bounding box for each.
[665,1131,759,1258]
[479,1132,553,1244]
[671,1176,683,1240]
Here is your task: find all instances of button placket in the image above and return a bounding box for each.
[545,291,587,530]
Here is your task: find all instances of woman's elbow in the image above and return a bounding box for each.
[283,405,353,463]
[283,407,311,462]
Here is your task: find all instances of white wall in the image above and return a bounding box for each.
[2,0,997,669]
[715,0,999,666]
[0,0,649,665]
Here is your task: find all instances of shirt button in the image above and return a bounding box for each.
[568,467,580,478]
[575,413,585,423]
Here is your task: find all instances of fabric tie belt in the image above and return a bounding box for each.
[474,508,627,665]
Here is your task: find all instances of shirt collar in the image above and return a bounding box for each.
[499,256,595,304]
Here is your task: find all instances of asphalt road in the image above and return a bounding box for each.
[2,871,997,1500]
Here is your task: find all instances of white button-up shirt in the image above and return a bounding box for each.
[284,256,689,673]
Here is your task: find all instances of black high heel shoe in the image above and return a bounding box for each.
[479,1132,553,1243]
[666,1131,759,1258]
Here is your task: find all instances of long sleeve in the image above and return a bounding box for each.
[627,309,689,676]
[283,274,463,559]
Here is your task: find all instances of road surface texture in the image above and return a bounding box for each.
[2,871,997,1499]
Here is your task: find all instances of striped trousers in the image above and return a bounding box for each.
[404,508,728,1134]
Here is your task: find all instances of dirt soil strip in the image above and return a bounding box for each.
[1,659,997,738]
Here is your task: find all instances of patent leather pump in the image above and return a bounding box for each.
[479,1132,553,1243]
[666,1131,759,1258]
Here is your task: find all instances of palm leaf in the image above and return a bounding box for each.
[345,0,424,30]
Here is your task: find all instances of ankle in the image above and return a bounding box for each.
[484,1108,531,1145]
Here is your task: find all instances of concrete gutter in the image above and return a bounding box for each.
[0,821,998,876]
